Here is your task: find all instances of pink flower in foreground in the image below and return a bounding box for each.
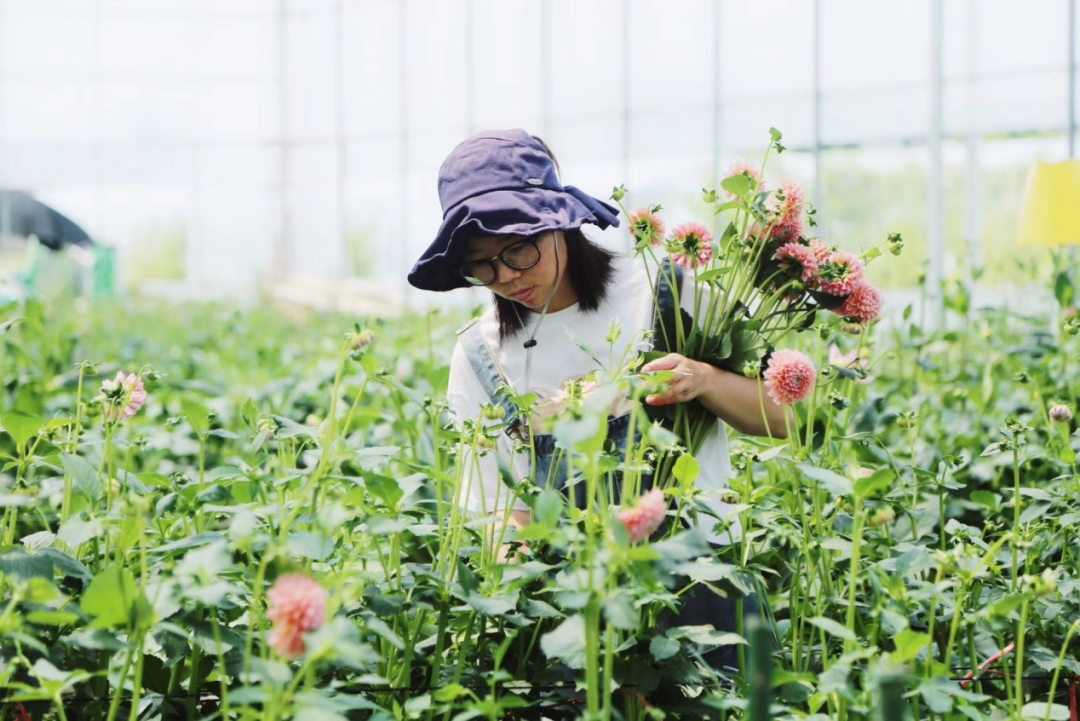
[763,349,817,406]
[666,222,714,270]
[834,279,882,324]
[94,372,147,423]
[267,574,327,658]
[816,251,865,296]
[774,242,820,283]
[618,488,667,543]
[723,161,764,199]
[769,180,806,241]
[627,206,666,247]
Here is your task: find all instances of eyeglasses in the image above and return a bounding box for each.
[459,238,542,286]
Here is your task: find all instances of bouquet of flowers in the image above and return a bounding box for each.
[611,128,900,483]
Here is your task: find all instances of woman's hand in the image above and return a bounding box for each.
[640,353,713,406]
[639,352,791,438]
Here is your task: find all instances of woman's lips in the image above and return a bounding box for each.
[512,287,535,304]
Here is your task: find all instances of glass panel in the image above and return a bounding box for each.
[344,0,402,136]
[628,0,714,110]
[404,0,469,132]
[720,0,814,101]
[549,0,623,120]
[471,1,543,131]
[819,146,929,289]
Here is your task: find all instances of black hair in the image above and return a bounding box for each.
[493,228,617,342]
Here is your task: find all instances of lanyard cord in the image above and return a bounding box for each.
[511,235,561,393]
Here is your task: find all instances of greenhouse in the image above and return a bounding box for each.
[1,1,1079,719]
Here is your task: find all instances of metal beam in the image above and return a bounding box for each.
[928,0,945,328]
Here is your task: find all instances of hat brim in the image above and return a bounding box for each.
[408,186,620,292]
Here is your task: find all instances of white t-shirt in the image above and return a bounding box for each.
[446,255,740,544]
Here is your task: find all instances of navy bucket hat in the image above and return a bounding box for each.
[407,129,621,292]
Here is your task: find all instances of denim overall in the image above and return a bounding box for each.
[457,261,684,507]
[459,260,761,679]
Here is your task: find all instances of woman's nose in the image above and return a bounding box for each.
[495,261,523,285]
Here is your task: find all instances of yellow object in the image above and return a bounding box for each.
[1018,160,1080,246]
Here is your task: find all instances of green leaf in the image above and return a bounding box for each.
[0,547,53,581]
[1022,702,1070,720]
[855,469,894,499]
[672,454,700,486]
[807,616,857,642]
[182,398,211,437]
[800,465,854,496]
[286,532,335,561]
[362,471,404,510]
[891,629,931,662]
[26,610,81,627]
[650,635,680,661]
[540,614,587,669]
[61,453,102,507]
[457,561,479,596]
[81,563,140,628]
[602,594,639,631]
[1,411,44,449]
[720,173,753,198]
[896,547,932,576]
[534,488,565,527]
[468,591,518,616]
[1054,270,1074,309]
[58,514,104,547]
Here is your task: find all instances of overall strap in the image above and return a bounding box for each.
[456,318,528,442]
[652,259,685,353]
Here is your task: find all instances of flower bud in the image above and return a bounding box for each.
[1066,317,1080,336]
[1049,404,1073,424]
[1025,568,1057,597]
[481,405,506,421]
[841,322,864,335]
[719,489,740,504]
[350,328,376,352]
[870,506,895,528]
[897,412,918,430]
[702,188,718,204]
[475,434,496,451]
[888,233,904,256]
[611,185,627,202]
[741,362,761,379]
[305,413,323,426]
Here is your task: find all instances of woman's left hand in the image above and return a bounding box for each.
[640,353,715,406]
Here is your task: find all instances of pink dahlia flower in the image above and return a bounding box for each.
[627,206,666,247]
[763,349,817,406]
[267,574,327,658]
[94,372,148,423]
[809,238,832,265]
[723,161,764,200]
[618,488,667,543]
[816,251,865,296]
[768,180,806,241]
[666,222,714,270]
[774,242,819,283]
[834,279,882,324]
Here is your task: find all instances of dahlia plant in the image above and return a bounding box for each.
[612,128,900,482]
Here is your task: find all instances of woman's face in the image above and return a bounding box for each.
[463,231,578,312]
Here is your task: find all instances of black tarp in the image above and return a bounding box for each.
[0,190,93,251]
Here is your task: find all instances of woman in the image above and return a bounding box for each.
[408,129,788,540]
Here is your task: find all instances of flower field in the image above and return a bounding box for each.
[2,273,1079,721]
